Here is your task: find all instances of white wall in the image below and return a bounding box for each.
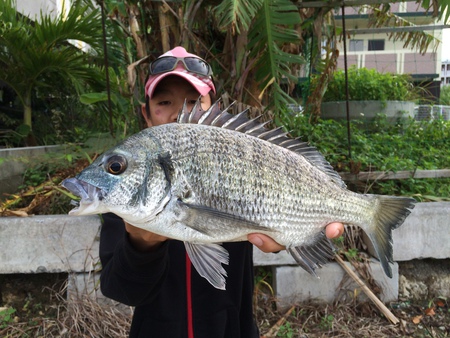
[15,0,59,20]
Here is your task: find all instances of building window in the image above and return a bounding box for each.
[349,39,364,52]
[368,39,385,51]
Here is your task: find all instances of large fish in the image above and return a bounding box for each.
[62,101,415,290]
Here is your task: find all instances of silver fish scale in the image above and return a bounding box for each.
[62,103,415,287]
[145,123,373,246]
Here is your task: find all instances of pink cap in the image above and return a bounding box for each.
[145,46,216,99]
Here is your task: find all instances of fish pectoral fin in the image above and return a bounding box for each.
[178,201,269,234]
[287,231,336,277]
[184,242,229,290]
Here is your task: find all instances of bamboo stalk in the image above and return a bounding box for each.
[334,255,399,325]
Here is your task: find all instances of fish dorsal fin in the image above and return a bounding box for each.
[177,99,346,188]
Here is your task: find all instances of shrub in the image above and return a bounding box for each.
[277,108,450,199]
[319,67,419,102]
[440,85,450,105]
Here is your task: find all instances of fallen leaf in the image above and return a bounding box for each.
[424,307,435,316]
[412,315,423,324]
[2,210,29,217]
[436,300,445,307]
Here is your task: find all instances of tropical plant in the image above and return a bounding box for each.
[440,85,450,105]
[106,0,449,118]
[278,109,450,199]
[0,0,107,145]
[320,66,420,103]
[2,0,449,146]
[105,0,308,114]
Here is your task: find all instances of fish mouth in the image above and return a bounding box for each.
[61,178,105,215]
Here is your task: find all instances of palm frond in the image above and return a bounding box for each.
[247,0,305,111]
[366,4,440,54]
[421,0,450,24]
[214,0,263,33]
[0,0,112,131]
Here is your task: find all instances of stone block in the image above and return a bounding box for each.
[392,202,450,261]
[0,215,100,273]
[273,260,398,308]
[254,249,295,266]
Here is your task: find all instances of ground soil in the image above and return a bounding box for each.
[1,264,449,338]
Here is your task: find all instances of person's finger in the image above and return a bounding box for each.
[325,222,344,239]
[248,233,285,253]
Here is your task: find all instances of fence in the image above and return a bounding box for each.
[414,105,450,120]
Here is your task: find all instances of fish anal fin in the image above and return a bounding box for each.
[184,242,229,290]
[287,231,336,277]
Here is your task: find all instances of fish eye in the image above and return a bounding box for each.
[105,155,127,175]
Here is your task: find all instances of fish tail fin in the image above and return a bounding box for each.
[365,195,415,278]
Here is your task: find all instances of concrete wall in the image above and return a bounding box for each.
[0,202,449,307]
[0,145,64,198]
[0,215,100,273]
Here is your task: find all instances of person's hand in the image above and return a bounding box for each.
[125,222,168,252]
[248,222,344,253]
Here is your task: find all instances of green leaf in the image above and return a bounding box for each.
[247,0,305,111]
[80,92,110,104]
[214,0,263,33]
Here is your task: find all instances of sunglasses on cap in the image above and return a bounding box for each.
[149,56,213,77]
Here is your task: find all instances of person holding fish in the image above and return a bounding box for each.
[96,46,347,337]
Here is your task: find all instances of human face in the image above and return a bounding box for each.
[142,76,212,127]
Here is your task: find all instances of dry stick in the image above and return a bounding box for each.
[334,255,399,325]
[264,305,296,337]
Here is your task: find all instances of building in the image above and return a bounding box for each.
[15,0,68,20]
[441,60,450,86]
[335,2,447,101]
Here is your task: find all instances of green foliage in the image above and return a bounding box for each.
[319,314,334,330]
[421,0,450,24]
[214,0,262,33]
[320,67,419,103]
[344,248,359,261]
[247,0,305,111]
[0,307,16,329]
[279,110,450,198]
[440,85,450,105]
[19,166,49,190]
[277,321,295,337]
[0,0,127,145]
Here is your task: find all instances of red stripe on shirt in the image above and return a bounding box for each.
[186,252,194,338]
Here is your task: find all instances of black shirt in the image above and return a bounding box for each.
[99,213,260,338]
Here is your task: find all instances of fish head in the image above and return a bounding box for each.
[62,133,172,224]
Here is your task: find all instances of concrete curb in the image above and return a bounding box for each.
[0,215,100,273]
[0,201,449,306]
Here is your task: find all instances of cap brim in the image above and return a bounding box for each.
[146,71,214,98]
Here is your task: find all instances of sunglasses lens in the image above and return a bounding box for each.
[184,57,210,76]
[150,57,177,74]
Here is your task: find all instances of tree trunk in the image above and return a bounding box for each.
[23,91,32,130]
[23,91,37,146]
